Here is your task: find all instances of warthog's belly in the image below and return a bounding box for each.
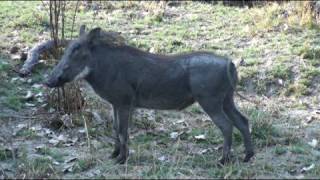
[135,93,195,110]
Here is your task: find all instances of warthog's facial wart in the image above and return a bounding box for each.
[74,66,90,81]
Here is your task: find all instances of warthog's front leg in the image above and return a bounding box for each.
[110,106,120,159]
[115,106,131,164]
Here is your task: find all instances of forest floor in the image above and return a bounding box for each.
[0,1,320,179]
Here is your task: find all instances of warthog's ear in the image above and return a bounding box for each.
[79,24,86,37]
[87,27,102,45]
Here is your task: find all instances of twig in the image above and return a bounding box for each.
[82,115,91,149]
[70,0,80,39]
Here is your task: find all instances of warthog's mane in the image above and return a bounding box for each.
[87,30,126,47]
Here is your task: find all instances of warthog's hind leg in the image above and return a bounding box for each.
[223,91,254,162]
[197,96,234,165]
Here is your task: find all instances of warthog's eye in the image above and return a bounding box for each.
[73,44,81,51]
[63,65,69,70]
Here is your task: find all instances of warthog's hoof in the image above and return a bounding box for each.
[243,151,254,162]
[218,156,231,166]
[115,155,128,164]
[109,150,120,159]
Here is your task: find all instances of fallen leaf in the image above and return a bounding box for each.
[170,132,179,139]
[158,155,166,161]
[301,164,315,173]
[64,137,78,147]
[10,77,19,82]
[10,54,21,60]
[197,148,209,155]
[277,79,283,86]
[308,139,318,148]
[306,116,314,124]
[149,47,155,53]
[176,119,185,124]
[194,134,206,140]
[17,124,27,129]
[30,125,42,131]
[25,103,35,107]
[79,129,86,134]
[170,131,184,139]
[214,145,223,151]
[24,91,34,101]
[63,164,75,173]
[65,157,77,163]
[129,149,135,155]
[49,139,60,146]
[32,84,43,89]
[35,92,43,97]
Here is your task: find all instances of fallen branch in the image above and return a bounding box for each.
[18,25,86,77]
[18,39,70,77]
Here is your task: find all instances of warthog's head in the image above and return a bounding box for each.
[45,27,125,88]
[45,28,97,88]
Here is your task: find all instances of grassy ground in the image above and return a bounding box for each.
[0,1,320,179]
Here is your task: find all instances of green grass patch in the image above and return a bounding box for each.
[290,145,306,154]
[243,107,280,147]
[0,148,15,161]
[274,145,287,155]
[17,155,57,178]
[3,94,23,111]
[15,129,37,139]
[36,147,67,163]
[269,63,291,79]
[74,157,97,172]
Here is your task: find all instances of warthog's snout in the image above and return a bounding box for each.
[44,76,64,88]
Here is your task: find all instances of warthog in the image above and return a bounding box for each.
[45,27,254,164]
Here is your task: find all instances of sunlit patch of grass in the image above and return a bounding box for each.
[269,62,291,79]
[285,82,309,97]
[242,107,279,147]
[285,65,320,96]
[250,2,285,32]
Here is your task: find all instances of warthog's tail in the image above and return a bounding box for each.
[226,59,256,104]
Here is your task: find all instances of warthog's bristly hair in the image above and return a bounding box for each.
[86,29,126,47]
